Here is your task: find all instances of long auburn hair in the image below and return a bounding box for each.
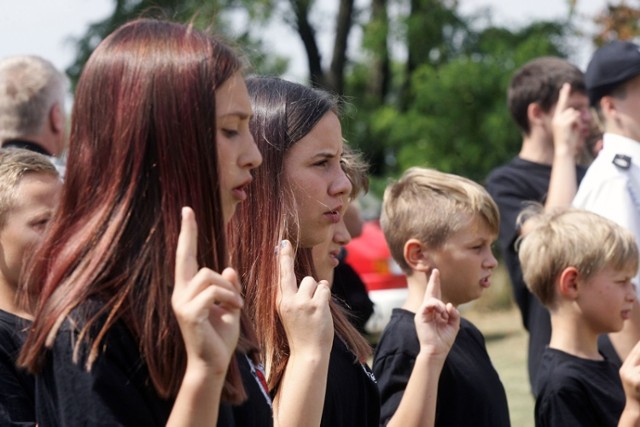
[18,18,256,403]
[229,76,371,392]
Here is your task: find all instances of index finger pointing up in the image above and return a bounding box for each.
[556,82,571,112]
[278,240,298,298]
[424,268,442,303]
[175,207,199,288]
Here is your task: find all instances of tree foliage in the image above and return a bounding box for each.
[593,1,640,45]
[69,0,586,189]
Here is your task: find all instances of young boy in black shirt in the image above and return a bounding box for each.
[0,149,61,424]
[373,167,510,427]
[519,208,640,427]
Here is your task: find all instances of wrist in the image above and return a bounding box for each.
[553,145,576,160]
[288,346,331,366]
[416,348,448,366]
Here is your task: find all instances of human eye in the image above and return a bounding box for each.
[221,128,239,138]
[313,158,330,168]
[30,216,51,232]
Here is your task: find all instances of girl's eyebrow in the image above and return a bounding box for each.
[218,111,251,120]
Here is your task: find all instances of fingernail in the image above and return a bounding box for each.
[274,240,288,255]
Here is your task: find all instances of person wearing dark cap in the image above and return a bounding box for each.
[574,40,640,366]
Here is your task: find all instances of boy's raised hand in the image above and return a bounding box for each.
[276,240,334,355]
[552,82,586,158]
[172,207,243,375]
[621,340,640,402]
[618,340,640,426]
[415,269,460,359]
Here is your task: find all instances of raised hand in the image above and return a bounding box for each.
[618,341,640,426]
[551,82,587,158]
[415,269,460,359]
[172,207,243,375]
[276,240,333,355]
[622,341,640,403]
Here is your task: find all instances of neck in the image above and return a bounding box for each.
[4,131,62,157]
[519,133,554,165]
[0,279,31,319]
[403,272,455,313]
[549,311,601,360]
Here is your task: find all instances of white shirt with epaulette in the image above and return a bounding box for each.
[573,133,640,294]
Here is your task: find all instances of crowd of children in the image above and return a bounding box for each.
[1,15,640,427]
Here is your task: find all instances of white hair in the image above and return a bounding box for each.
[0,55,69,141]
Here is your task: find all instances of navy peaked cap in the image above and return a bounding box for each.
[586,40,640,106]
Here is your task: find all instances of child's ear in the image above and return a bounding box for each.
[404,238,432,272]
[558,266,579,299]
[527,102,545,127]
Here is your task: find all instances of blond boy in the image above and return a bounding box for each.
[519,208,640,427]
[0,148,61,424]
[373,167,509,427]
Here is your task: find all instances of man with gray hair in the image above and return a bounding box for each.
[0,55,68,160]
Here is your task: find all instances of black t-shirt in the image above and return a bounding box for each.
[320,334,380,427]
[219,353,272,426]
[485,157,587,327]
[332,257,375,334]
[0,310,35,426]
[535,347,624,427]
[35,308,173,426]
[373,309,510,427]
[35,303,273,427]
[485,157,588,391]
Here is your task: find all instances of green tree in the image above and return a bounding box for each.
[69,0,581,188]
[66,0,289,88]
[345,3,572,184]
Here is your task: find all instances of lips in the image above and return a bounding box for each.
[480,275,492,289]
[324,205,343,224]
[328,249,340,267]
[232,177,253,201]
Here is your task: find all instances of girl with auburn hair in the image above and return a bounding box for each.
[230,76,378,426]
[17,19,265,425]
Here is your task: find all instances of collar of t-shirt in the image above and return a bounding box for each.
[2,139,52,156]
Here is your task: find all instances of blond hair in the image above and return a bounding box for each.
[381,167,500,274]
[0,55,69,141]
[518,207,639,308]
[0,148,58,226]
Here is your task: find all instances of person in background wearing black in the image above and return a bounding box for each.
[332,202,375,334]
[485,57,592,394]
[0,149,60,425]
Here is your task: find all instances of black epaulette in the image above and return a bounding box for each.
[612,154,632,169]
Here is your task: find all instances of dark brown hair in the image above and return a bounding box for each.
[18,19,251,403]
[508,57,586,135]
[229,76,371,392]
